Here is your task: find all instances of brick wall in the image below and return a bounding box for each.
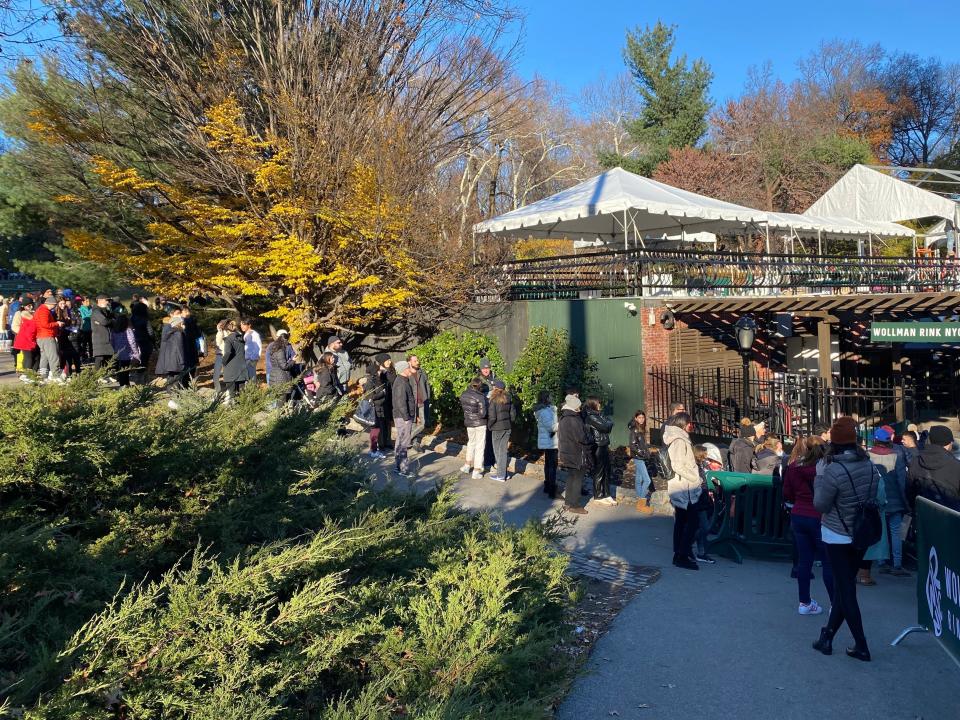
[641,306,684,418]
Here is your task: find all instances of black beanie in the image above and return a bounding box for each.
[928,425,954,447]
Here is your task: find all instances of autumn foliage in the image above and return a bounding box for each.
[3,0,515,347]
[52,97,418,342]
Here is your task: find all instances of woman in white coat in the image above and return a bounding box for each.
[663,411,703,570]
[534,390,559,498]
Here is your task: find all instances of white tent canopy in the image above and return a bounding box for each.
[475,167,913,249]
[806,164,959,229]
[766,212,912,240]
[473,167,768,245]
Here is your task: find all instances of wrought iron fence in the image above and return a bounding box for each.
[489,248,960,301]
[647,365,914,443]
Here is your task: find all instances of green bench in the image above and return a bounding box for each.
[705,471,793,563]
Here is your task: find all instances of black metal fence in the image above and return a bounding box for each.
[647,366,914,442]
[487,248,960,302]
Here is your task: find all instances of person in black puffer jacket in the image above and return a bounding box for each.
[90,295,116,371]
[459,377,488,479]
[558,394,590,515]
[812,416,878,662]
[486,380,514,482]
[584,396,616,506]
[220,321,248,401]
[267,331,296,404]
[628,411,654,512]
[364,356,391,457]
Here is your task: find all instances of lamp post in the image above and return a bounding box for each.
[735,315,757,418]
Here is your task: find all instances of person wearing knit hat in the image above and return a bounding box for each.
[391,360,417,478]
[728,417,765,473]
[829,416,858,446]
[812,415,877,662]
[557,393,589,515]
[363,353,393,458]
[870,425,909,577]
[908,424,960,512]
[34,292,63,381]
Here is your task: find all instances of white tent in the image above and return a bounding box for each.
[475,167,913,251]
[473,167,768,247]
[805,164,960,230]
[766,212,911,240]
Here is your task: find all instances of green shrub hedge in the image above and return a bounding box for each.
[412,330,505,430]
[0,374,573,718]
[507,326,604,444]
[411,327,603,449]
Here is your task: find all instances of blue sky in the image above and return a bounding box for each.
[511,0,960,103]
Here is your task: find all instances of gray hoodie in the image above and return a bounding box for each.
[663,424,702,509]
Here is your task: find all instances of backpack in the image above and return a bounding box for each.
[835,463,883,551]
[659,441,675,480]
[352,398,376,428]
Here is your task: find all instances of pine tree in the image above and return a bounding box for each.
[601,21,713,176]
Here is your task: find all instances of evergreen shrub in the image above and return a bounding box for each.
[506,326,604,446]
[0,373,573,718]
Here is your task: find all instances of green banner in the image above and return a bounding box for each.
[916,497,960,667]
[871,322,960,342]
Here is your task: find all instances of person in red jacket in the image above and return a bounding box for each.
[12,300,38,375]
[783,435,834,615]
[33,295,63,381]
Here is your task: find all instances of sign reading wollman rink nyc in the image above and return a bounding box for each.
[871,322,960,342]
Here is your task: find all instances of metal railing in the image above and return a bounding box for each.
[485,248,960,301]
[647,365,913,443]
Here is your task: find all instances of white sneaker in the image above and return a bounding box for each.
[19,374,31,383]
[471,471,483,480]
[489,475,506,483]
[798,599,823,615]
[459,464,471,473]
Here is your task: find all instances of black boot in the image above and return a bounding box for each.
[812,627,834,655]
[846,645,871,662]
[672,553,699,571]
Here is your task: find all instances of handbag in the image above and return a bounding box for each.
[835,463,883,551]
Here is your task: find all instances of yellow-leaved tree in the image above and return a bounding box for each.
[3,0,516,349]
[62,97,419,343]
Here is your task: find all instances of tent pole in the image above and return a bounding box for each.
[624,209,628,251]
[818,230,822,256]
[869,233,874,257]
[765,224,771,254]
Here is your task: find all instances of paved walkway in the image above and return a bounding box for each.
[363,443,960,719]
[0,350,19,386]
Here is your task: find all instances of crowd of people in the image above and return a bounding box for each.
[2,289,157,385]
[653,407,960,663]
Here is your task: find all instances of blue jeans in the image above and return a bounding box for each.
[886,511,904,568]
[792,514,833,605]
[635,459,652,499]
[696,510,710,555]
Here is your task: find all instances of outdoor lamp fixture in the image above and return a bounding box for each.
[734,315,757,418]
[735,315,757,354]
